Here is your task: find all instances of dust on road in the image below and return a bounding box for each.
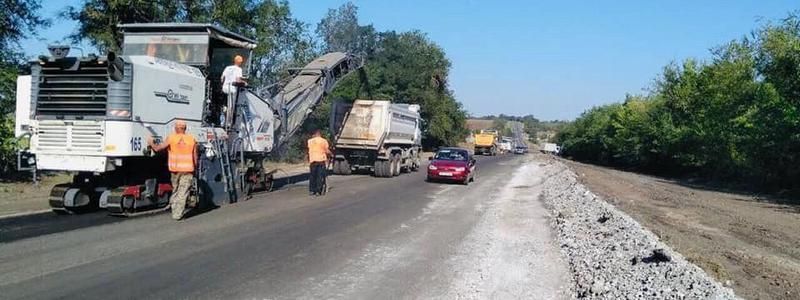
[291,157,572,299]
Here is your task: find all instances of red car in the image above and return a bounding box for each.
[426,147,476,185]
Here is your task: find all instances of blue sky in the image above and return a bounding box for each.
[23,1,799,120]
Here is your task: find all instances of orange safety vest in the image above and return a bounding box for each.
[307,136,330,163]
[166,133,197,173]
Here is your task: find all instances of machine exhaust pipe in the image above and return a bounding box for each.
[107,51,125,81]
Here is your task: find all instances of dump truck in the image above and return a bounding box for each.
[474,130,499,156]
[330,100,422,177]
[15,23,363,215]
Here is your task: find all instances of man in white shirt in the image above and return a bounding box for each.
[220,55,246,127]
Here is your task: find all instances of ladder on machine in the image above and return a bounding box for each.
[214,139,238,203]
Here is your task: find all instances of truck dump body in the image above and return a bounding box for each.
[335,100,420,150]
[474,130,498,155]
[332,99,422,177]
[474,134,496,147]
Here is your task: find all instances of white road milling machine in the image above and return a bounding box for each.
[15,23,363,215]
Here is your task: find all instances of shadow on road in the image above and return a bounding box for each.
[0,172,315,243]
[272,172,310,190]
[0,211,129,243]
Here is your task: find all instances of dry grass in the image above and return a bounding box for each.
[465,119,494,132]
[0,173,71,217]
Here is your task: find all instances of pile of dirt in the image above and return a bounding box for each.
[539,160,738,299]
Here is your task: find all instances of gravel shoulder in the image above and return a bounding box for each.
[538,156,736,299]
[562,158,800,299]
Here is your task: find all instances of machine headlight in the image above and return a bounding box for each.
[428,165,438,170]
[453,167,466,172]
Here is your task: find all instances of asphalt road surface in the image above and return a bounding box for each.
[0,154,570,299]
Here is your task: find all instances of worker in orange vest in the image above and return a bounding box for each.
[307,129,332,196]
[147,120,197,220]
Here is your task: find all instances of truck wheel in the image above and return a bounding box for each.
[374,160,386,177]
[341,160,352,175]
[332,160,341,175]
[384,160,392,178]
[373,161,381,177]
[392,155,401,176]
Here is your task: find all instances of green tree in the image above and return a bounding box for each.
[559,11,800,191]
[63,0,183,52]
[318,3,467,148]
[316,1,378,55]
[64,0,314,86]
[0,0,50,173]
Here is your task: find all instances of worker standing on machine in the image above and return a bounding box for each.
[307,129,332,196]
[220,55,246,127]
[147,120,197,220]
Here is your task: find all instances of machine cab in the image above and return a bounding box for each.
[118,23,258,125]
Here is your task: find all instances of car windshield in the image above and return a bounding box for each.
[434,150,467,161]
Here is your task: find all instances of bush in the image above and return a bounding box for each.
[558,13,800,191]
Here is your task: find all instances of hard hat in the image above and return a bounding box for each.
[175,120,187,127]
[234,55,244,63]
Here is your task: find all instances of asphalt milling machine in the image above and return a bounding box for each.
[15,23,363,216]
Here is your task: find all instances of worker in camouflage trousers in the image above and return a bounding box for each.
[148,120,197,220]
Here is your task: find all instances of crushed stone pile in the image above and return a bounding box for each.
[538,160,739,299]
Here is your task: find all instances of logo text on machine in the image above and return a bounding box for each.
[154,89,190,104]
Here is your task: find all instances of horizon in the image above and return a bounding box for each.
[21,0,799,120]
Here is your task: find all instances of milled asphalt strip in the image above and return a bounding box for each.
[438,159,572,299]
[287,164,507,299]
[0,209,51,220]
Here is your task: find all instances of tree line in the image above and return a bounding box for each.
[475,114,567,143]
[0,0,467,168]
[557,13,800,191]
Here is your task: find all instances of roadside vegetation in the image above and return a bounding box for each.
[0,0,50,175]
[557,12,800,192]
[470,114,567,143]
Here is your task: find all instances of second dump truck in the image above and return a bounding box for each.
[474,130,499,156]
[331,100,422,177]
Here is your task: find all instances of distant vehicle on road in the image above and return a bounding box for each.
[426,147,476,185]
[498,136,513,154]
[514,146,527,154]
[474,130,499,156]
[541,143,561,155]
